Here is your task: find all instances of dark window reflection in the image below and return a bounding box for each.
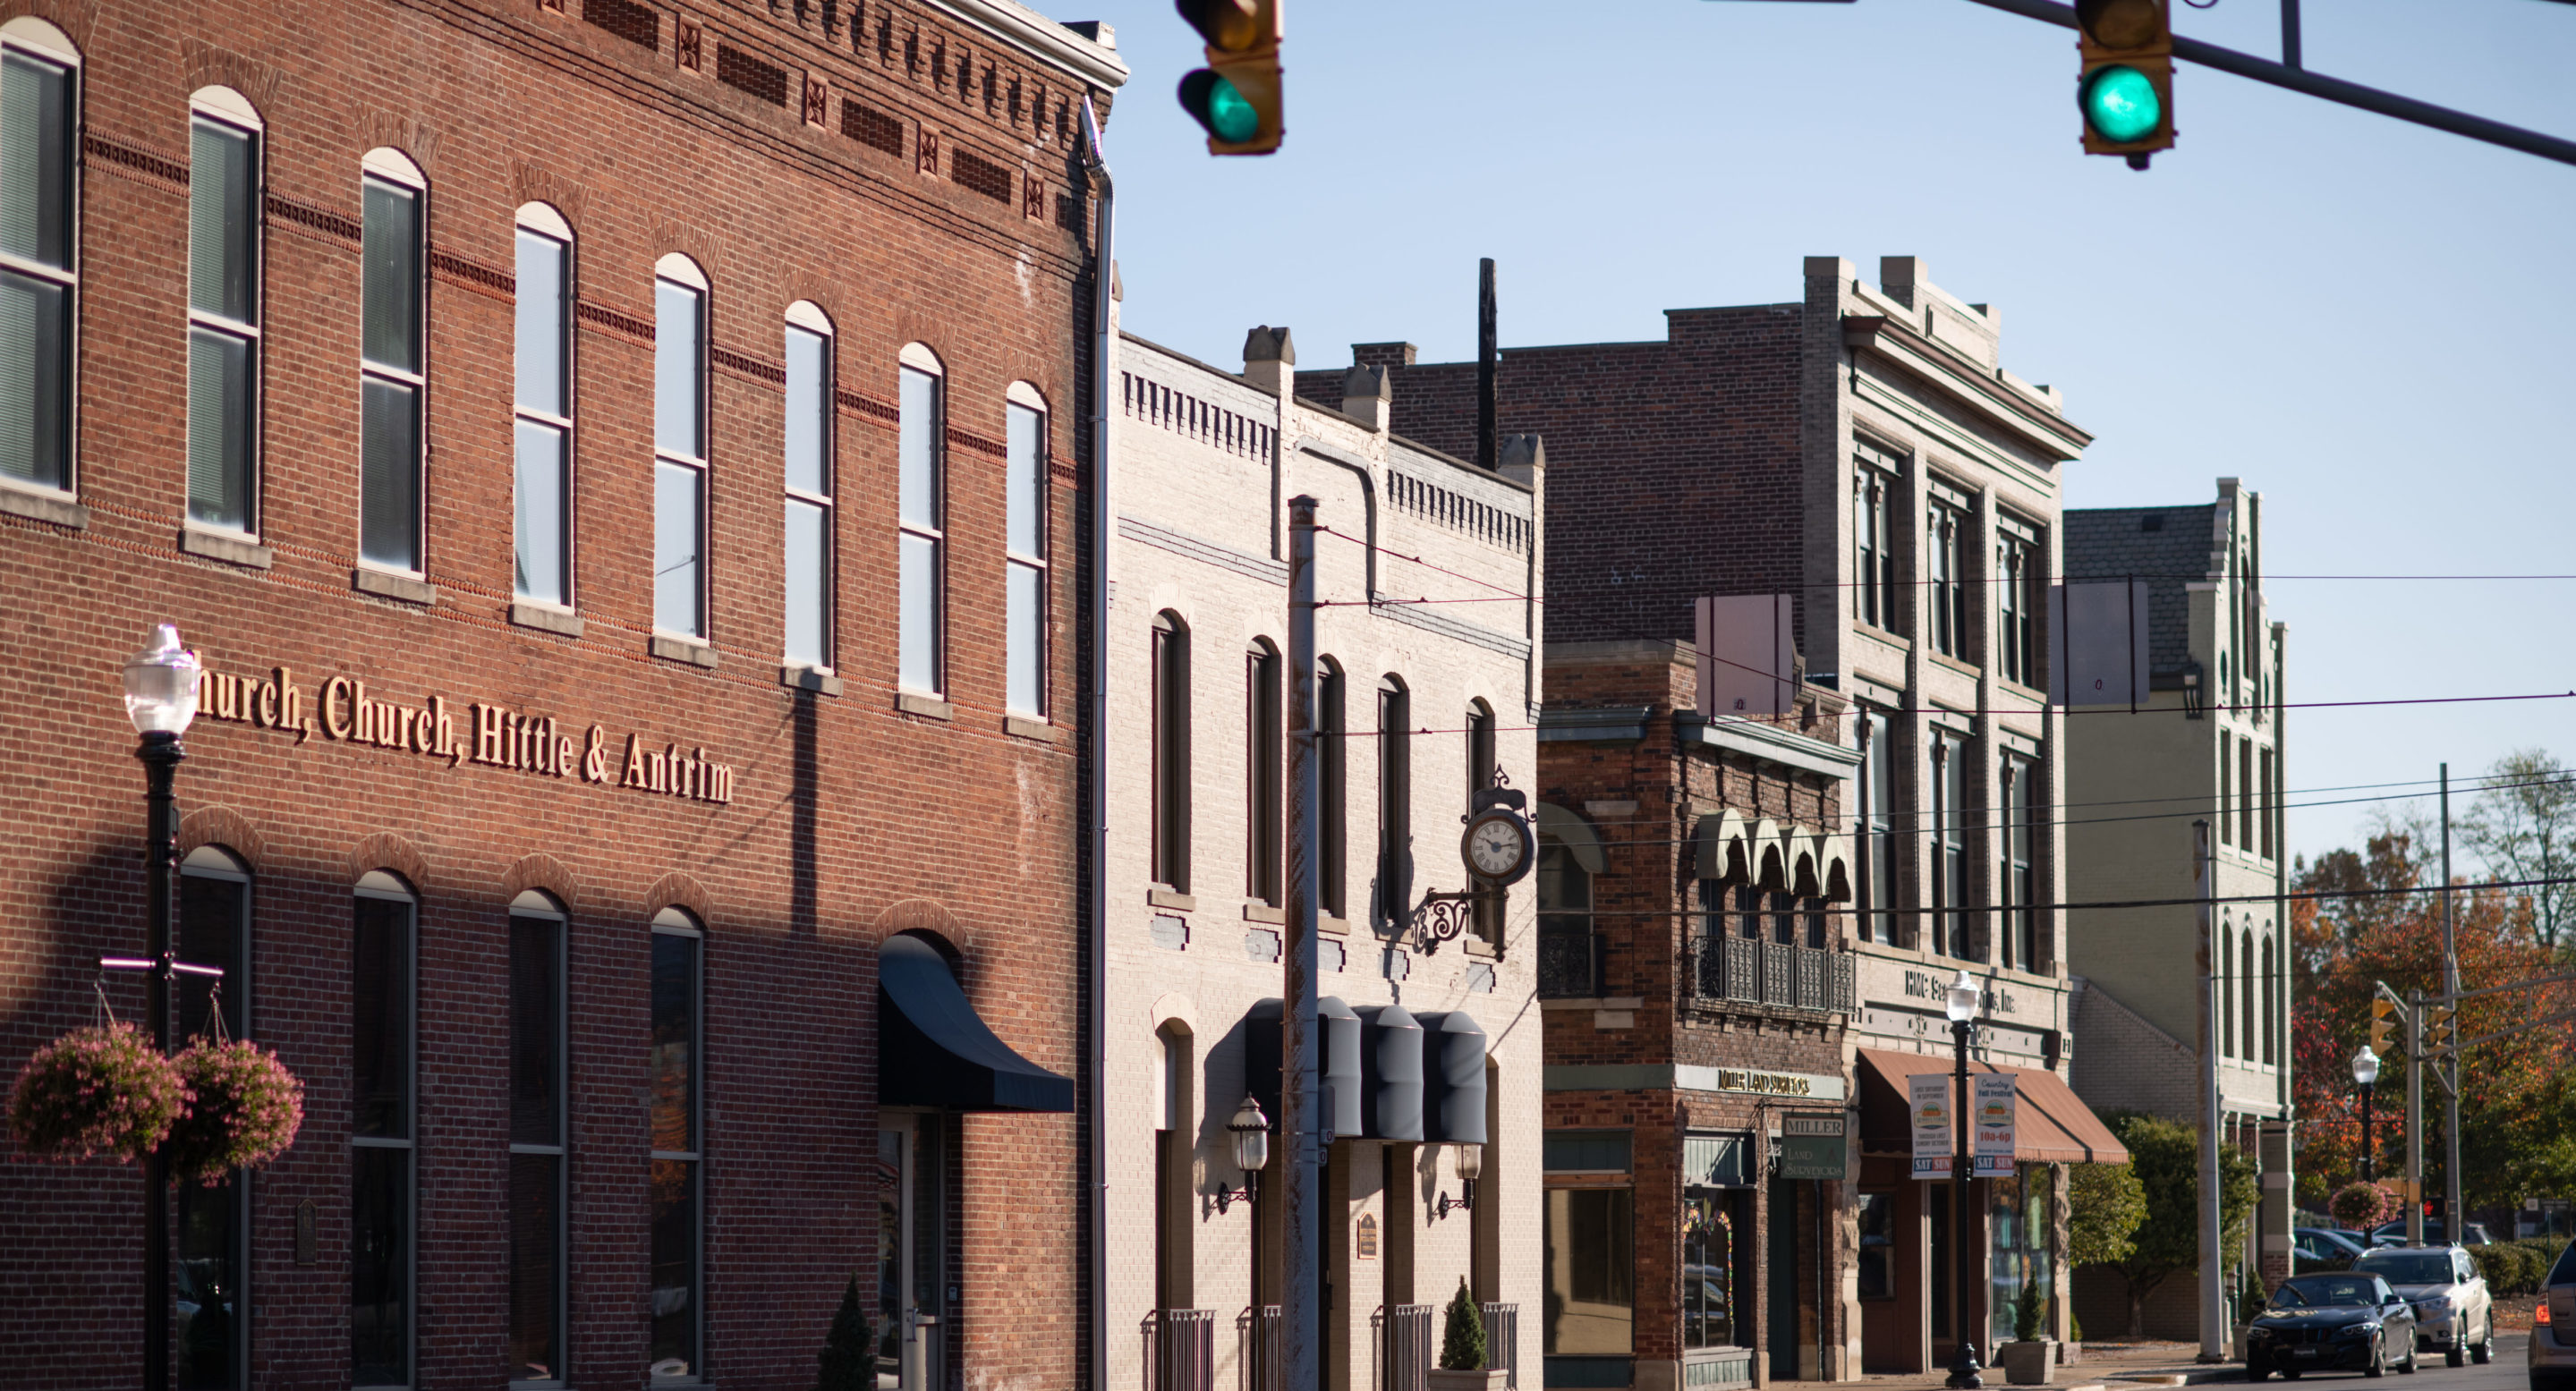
[650,1158,697,1377]
[352,1145,410,1385]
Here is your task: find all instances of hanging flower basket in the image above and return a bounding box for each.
[162,1039,303,1184]
[9,1022,191,1165]
[2329,1179,2399,1230]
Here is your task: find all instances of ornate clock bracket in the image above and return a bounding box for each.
[1409,888,1489,952]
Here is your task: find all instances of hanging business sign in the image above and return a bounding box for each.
[1973,1073,2019,1178]
[1780,1111,1847,1181]
[1909,1073,1952,1179]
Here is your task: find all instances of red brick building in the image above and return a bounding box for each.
[0,2,1122,1387]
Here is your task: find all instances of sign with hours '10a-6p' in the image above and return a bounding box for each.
[1973,1073,2019,1179]
[1909,1073,1952,1179]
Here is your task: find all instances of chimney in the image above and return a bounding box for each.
[1476,258,1498,469]
[1880,255,1926,310]
[1242,325,1295,394]
[1342,364,1390,433]
[1499,433,1544,489]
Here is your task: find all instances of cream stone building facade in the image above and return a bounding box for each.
[1105,319,1544,1391]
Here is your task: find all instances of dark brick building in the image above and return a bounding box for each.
[0,1,1121,1388]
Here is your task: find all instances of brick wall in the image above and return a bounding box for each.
[0,0,1118,1387]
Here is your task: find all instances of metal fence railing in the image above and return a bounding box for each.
[1535,927,1602,997]
[1371,1303,1434,1391]
[1144,1308,1216,1391]
[1688,937,1854,1015]
[1237,1306,1280,1391]
[1479,1302,1519,1390]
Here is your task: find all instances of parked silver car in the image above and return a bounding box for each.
[2531,1240,2576,1391]
[2355,1246,2493,1367]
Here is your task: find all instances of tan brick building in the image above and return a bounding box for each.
[0,1,1122,1387]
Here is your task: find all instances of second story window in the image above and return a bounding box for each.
[2218,732,2233,848]
[1377,676,1412,924]
[1999,753,2035,971]
[1319,659,1347,919]
[1996,520,2038,687]
[1152,611,1191,893]
[2259,746,2276,861]
[1932,730,1968,959]
[0,26,76,495]
[187,93,261,535]
[652,257,709,641]
[359,151,425,573]
[513,205,574,606]
[1006,388,1048,715]
[897,351,945,691]
[1858,708,1893,945]
[1926,495,1967,659]
[1852,462,1895,630]
[1245,640,1280,905]
[783,305,834,670]
[1467,700,1499,943]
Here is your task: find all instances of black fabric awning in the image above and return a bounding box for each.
[879,935,1073,1113]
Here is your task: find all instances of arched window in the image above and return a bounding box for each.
[0,18,79,496]
[1466,699,1500,945]
[1318,657,1347,919]
[359,148,426,574]
[1376,675,1411,924]
[1537,804,1603,998]
[514,202,574,608]
[653,255,710,640]
[1152,1022,1195,1310]
[508,889,567,1382]
[783,301,835,671]
[1245,639,1281,905]
[1006,382,1049,716]
[352,869,417,1386]
[2260,933,2278,1067]
[179,844,250,1387]
[188,87,263,536]
[2220,923,2237,1058]
[897,343,945,691]
[2240,927,2257,1070]
[649,906,704,1378]
[1152,612,1191,893]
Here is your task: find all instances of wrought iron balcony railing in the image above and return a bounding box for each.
[1688,936,1853,1015]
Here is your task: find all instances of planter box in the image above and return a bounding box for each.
[2060,1342,2081,1366]
[2000,1340,2057,1386]
[1428,1370,1509,1391]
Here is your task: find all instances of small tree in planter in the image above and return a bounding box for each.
[162,1039,303,1183]
[10,1022,190,1164]
[816,1274,874,1391]
[2001,1280,2056,1385]
[1428,1280,1502,1391]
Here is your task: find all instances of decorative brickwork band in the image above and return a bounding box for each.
[266,193,362,245]
[574,299,654,344]
[430,249,514,299]
[711,344,786,385]
[673,13,702,72]
[83,133,188,189]
[837,387,900,423]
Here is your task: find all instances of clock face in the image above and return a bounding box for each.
[1467,814,1526,878]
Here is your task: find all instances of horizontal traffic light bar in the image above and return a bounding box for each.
[1960,0,2576,167]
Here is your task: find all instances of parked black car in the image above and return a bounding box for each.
[2246,1272,2421,1380]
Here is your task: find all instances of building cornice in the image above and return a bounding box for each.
[1675,711,1861,780]
[919,0,1130,88]
[1841,313,2095,460]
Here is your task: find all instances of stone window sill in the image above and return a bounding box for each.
[0,480,86,529]
[781,664,842,696]
[896,691,952,720]
[1148,886,1195,912]
[180,525,273,570]
[651,634,719,668]
[1319,914,1350,937]
[1005,715,1063,743]
[1929,650,1982,682]
[1243,903,1284,924]
[1854,621,1911,652]
[512,600,585,638]
[353,566,437,606]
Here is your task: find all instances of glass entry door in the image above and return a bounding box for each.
[877,1115,943,1391]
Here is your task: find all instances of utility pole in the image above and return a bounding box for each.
[2406,986,2425,1246]
[2198,818,2224,1362]
[2440,765,2462,1243]
[1283,496,1322,1391]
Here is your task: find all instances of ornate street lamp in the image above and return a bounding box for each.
[123,624,200,1391]
[1220,1094,1271,1312]
[1438,1141,1484,1218]
[2351,1045,2380,1183]
[1946,969,1985,1390]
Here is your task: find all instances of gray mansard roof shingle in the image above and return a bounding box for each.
[2062,504,2216,675]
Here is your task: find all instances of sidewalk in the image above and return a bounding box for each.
[1842,1341,2245,1391]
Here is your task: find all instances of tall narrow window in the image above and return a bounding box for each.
[0,27,75,494]
[1999,755,2035,971]
[1153,1025,1195,1310]
[897,352,945,691]
[1933,733,1968,959]
[514,207,573,606]
[783,307,834,670]
[653,259,708,640]
[2218,733,2233,848]
[508,893,567,1386]
[1853,463,1894,630]
[352,871,416,1387]
[2259,747,2276,861]
[1152,613,1191,893]
[2240,739,2256,851]
[1467,701,1499,942]
[1377,677,1412,925]
[1859,708,1893,944]
[187,98,259,533]
[1996,522,2037,687]
[2240,928,2257,1067]
[359,153,424,572]
[1245,641,1281,905]
[1926,498,1966,658]
[1006,389,1048,715]
[2261,935,2278,1065]
[179,846,251,1391]
[1319,660,1347,920]
[2221,928,2238,1057]
[650,910,703,1381]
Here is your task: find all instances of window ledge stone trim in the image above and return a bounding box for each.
[1928,650,1982,683]
[511,601,586,638]
[353,567,438,606]
[1004,714,1062,742]
[0,482,87,529]
[179,525,274,570]
[651,634,719,668]
[1319,914,1350,937]
[781,664,843,696]
[896,691,953,719]
[1243,903,1284,925]
[1147,886,1195,912]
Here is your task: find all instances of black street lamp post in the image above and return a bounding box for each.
[2351,1046,2380,1183]
[1945,969,1984,1391]
[123,625,201,1391]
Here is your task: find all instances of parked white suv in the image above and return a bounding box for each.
[2354,1245,2494,1367]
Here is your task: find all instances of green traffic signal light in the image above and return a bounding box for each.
[2081,64,2163,143]
[1179,70,1260,144]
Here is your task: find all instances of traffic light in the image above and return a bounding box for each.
[2074,0,2173,168]
[2423,1004,2456,1054]
[2369,997,2400,1056]
[1176,0,1283,156]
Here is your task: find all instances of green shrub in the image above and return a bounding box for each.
[817,1274,873,1391]
[2014,1281,2046,1344]
[1440,1280,1487,1371]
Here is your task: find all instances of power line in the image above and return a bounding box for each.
[1569,872,2576,920]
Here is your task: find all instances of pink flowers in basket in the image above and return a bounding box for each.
[10,1022,302,1181]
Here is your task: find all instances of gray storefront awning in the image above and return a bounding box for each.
[879,935,1074,1112]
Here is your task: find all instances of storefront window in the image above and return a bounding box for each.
[1544,1131,1633,1366]
[1681,1192,1735,1348]
[1857,1192,1894,1302]
[1990,1164,2053,1348]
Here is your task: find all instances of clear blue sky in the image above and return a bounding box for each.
[1077,0,2576,869]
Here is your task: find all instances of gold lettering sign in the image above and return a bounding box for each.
[189,664,736,805]
[1713,1069,1815,1097]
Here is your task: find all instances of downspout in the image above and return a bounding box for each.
[1081,96,1115,1391]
